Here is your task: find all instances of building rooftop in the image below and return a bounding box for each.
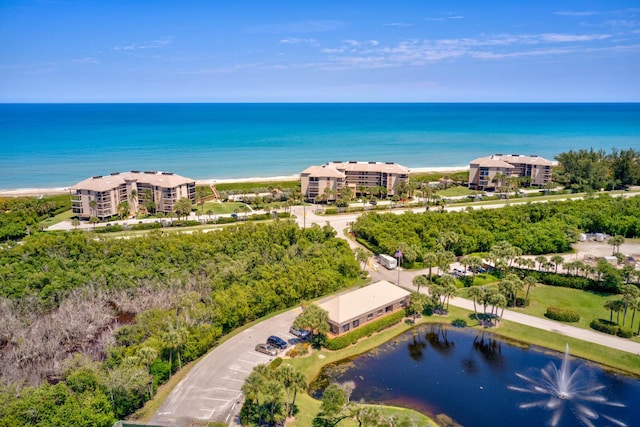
[319,280,410,324]
[471,154,553,167]
[300,165,346,178]
[71,171,195,192]
[469,156,515,168]
[301,161,409,177]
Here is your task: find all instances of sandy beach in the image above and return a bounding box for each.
[0,166,469,197]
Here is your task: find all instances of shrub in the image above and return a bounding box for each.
[324,208,338,215]
[325,310,405,351]
[590,318,619,335]
[94,224,123,233]
[616,327,634,338]
[130,222,162,231]
[452,318,467,328]
[172,220,201,227]
[545,306,580,323]
[212,216,237,224]
[269,357,283,369]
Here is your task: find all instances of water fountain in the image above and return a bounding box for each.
[509,344,627,427]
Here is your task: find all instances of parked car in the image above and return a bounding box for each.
[255,343,278,356]
[289,327,310,340]
[267,335,288,349]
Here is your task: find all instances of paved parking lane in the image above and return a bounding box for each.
[150,308,302,426]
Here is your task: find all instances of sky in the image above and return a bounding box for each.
[1,0,639,102]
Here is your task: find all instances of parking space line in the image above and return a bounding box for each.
[222,377,246,383]
[228,366,251,373]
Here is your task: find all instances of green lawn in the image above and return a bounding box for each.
[513,284,625,330]
[437,185,479,197]
[215,180,299,193]
[199,201,251,214]
[40,209,74,227]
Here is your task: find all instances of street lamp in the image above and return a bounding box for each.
[395,249,403,285]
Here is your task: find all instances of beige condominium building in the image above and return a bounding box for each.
[468,154,553,190]
[71,171,196,220]
[319,280,410,336]
[300,161,410,201]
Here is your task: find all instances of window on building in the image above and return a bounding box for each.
[353,319,360,328]
[385,305,393,313]
[367,313,373,321]
[342,324,350,333]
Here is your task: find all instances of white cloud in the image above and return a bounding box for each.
[540,33,611,42]
[314,30,625,70]
[383,22,411,27]
[554,11,599,17]
[280,38,317,44]
[70,56,99,64]
[113,37,173,51]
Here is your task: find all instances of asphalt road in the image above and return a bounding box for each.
[149,308,303,426]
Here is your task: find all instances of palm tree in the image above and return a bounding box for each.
[275,364,306,417]
[412,275,429,293]
[608,235,625,255]
[468,286,485,322]
[423,252,438,281]
[89,199,97,218]
[604,299,618,323]
[523,275,539,303]
[535,255,548,272]
[242,368,267,425]
[354,247,369,273]
[621,284,639,326]
[439,276,457,310]
[89,216,99,230]
[550,255,564,273]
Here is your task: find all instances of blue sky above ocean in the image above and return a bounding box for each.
[0,1,639,102]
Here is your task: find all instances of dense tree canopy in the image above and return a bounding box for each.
[352,195,640,261]
[555,147,640,191]
[0,220,360,425]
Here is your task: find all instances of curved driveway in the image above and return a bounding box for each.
[151,202,640,426]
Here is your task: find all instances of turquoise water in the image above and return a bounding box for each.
[1,103,639,190]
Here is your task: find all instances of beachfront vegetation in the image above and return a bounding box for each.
[0,220,360,425]
[555,147,640,191]
[0,194,70,241]
[352,194,640,259]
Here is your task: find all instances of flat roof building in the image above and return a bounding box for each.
[300,161,409,202]
[319,280,410,336]
[468,154,553,191]
[71,171,196,220]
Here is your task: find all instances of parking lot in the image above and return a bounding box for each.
[149,307,303,426]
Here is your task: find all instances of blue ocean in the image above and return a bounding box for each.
[1,103,639,190]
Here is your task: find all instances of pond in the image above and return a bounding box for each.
[311,324,640,427]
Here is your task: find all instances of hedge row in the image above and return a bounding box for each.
[324,310,406,351]
[590,319,634,338]
[545,306,580,322]
[521,270,619,294]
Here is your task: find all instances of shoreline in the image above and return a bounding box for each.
[0,166,469,197]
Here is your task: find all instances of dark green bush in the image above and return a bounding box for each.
[172,220,201,227]
[545,306,580,323]
[452,318,467,327]
[211,216,237,224]
[130,221,162,230]
[325,310,405,351]
[590,318,619,335]
[616,327,634,338]
[325,208,338,215]
[94,224,123,233]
